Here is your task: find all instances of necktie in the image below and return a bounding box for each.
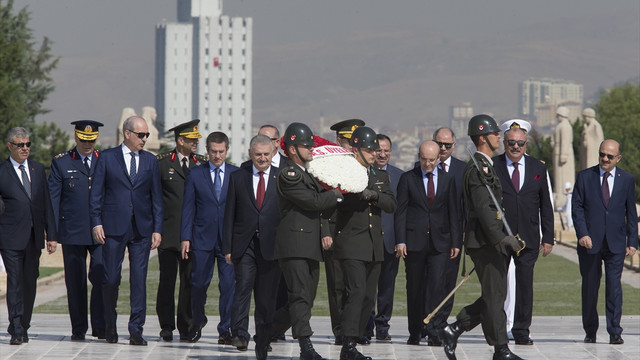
[512,162,520,193]
[602,171,610,208]
[84,157,90,173]
[440,162,447,173]
[214,167,222,201]
[427,172,435,207]
[256,171,265,209]
[129,152,137,183]
[182,157,189,177]
[19,164,31,198]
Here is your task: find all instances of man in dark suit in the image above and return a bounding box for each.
[180,131,238,344]
[334,126,397,360]
[90,116,163,346]
[49,120,105,341]
[261,123,343,360]
[370,134,403,341]
[0,127,57,345]
[395,140,459,346]
[493,123,554,345]
[440,115,524,360]
[572,139,637,345]
[155,119,206,341]
[223,134,282,352]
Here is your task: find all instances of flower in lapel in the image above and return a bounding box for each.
[534,174,541,181]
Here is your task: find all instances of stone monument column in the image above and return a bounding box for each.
[550,106,575,208]
[579,108,604,170]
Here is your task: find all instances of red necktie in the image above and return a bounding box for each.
[427,172,435,207]
[602,171,610,208]
[440,162,447,173]
[512,162,520,193]
[256,171,265,209]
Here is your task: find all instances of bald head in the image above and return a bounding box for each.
[599,139,622,173]
[418,140,440,173]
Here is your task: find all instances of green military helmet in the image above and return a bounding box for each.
[283,122,315,146]
[468,114,500,136]
[350,126,379,150]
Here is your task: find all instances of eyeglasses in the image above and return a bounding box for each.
[506,140,526,147]
[10,142,31,148]
[128,130,150,139]
[599,152,616,160]
[79,139,96,143]
[436,141,454,149]
[270,138,279,141]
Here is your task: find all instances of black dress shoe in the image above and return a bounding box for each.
[583,335,596,343]
[231,335,249,351]
[407,335,421,345]
[92,329,106,339]
[334,335,343,345]
[514,337,533,345]
[10,335,23,345]
[427,336,443,346]
[218,331,233,345]
[254,334,270,360]
[22,332,29,343]
[610,334,624,345]
[356,335,370,345]
[179,334,189,341]
[366,329,374,340]
[493,344,523,360]
[189,320,208,343]
[105,328,118,344]
[71,334,86,341]
[160,327,173,341]
[440,321,464,360]
[129,333,148,346]
[272,333,286,341]
[375,330,391,341]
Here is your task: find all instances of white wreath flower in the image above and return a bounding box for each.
[307,145,368,193]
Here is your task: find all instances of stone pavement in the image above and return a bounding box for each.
[0,314,638,359]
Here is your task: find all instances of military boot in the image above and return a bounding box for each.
[298,336,324,360]
[440,321,464,360]
[340,337,372,360]
[493,344,523,360]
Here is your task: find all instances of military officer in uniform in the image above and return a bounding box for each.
[155,119,206,341]
[333,126,396,360]
[257,123,343,360]
[326,118,365,345]
[440,115,524,360]
[49,120,105,341]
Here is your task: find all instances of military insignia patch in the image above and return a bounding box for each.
[287,171,296,176]
[496,211,501,220]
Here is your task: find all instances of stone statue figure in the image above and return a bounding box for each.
[140,106,161,154]
[117,107,137,144]
[579,108,604,170]
[550,106,575,209]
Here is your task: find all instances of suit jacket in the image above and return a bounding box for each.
[334,167,397,262]
[89,146,163,237]
[493,154,554,249]
[395,166,460,253]
[49,148,100,245]
[448,156,467,237]
[181,161,239,251]
[572,165,638,254]
[222,164,280,262]
[274,160,337,261]
[380,164,403,254]
[157,149,207,251]
[0,158,57,250]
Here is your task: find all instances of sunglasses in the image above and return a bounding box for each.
[129,130,150,139]
[10,141,31,148]
[79,139,96,143]
[436,141,454,149]
[599,152,616,160]
[506,140,526,147]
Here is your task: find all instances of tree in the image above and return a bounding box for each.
[594,82,640,203]
[527,128,553,182]
[0,0,67,167]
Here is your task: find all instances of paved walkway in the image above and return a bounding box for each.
[0,314,638,359]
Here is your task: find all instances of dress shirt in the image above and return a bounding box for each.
[272,152,282,168]
[252,165,271,198]
[505,155,525,191]
[209,161,226,187]
[177,152,189,168]
[121,143,139,175]
[421,166,439,196]
[9,157,30,183]
[81,153,93,169]
[599,166,616,197]
[437,156,452,173]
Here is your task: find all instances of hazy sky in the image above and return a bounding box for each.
[18,0,640,138]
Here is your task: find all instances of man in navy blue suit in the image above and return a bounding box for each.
[572,139,637,345]
[49,120,105,341]
[90,116,163,346]
[181,131,238,344]
[223,134,282,353]
[0,127,58,345]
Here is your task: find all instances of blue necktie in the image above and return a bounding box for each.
[130,153,137,183]
[214,167,221,201]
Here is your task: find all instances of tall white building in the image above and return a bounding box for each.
[156,0,252,163]
[519,78,583,125]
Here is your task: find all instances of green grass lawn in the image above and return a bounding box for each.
[39,267,64,279]
[35,252,640,317]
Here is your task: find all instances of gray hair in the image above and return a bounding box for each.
[250,134,274,151]
[7,127,29,142]
[122,116,143,132]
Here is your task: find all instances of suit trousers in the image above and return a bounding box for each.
[231,237,281,341]
[323,248,345,337]
[102,219,151,336]
[511,247,539,339]
[62,243,105,336]
[374,249,399,334]
[340,259,381,337]
[405,245,448,337]
[578,238,625,337]
[456,245,509,346]
[1,231,39,337]
[156,247,192,336]
[272,258,320,338]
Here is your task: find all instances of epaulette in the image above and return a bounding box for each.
[54,151,69,159]
[156,152,172,160]
[193,154,208,163]
[279,165,303,185]
[540,160,546,165]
